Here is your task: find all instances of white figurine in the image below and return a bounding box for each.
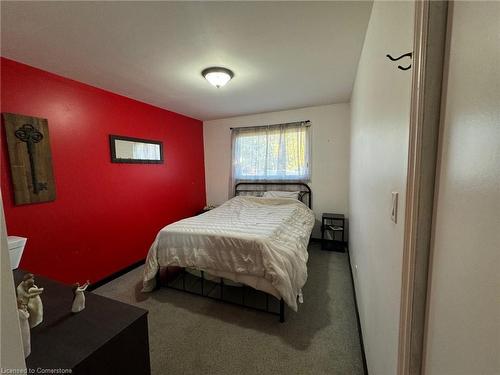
[71,281,89,313]
[17,274,44,328]
[17,298,31,358]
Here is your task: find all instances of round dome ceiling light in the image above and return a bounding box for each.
[202,67,234,88]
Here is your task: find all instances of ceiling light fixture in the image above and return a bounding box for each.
[202,67,234,88]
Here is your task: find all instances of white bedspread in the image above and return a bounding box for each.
[142,196,315,311]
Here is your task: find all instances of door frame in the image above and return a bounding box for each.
[397,1,449,374]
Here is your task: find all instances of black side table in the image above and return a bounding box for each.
[197,205,217,215]
[321,213,346,252]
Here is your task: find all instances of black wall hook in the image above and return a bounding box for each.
[387,52,413,70]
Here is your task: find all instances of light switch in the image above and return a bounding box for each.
[391,192,398,223]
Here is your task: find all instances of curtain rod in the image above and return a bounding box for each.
[230,120,310,130]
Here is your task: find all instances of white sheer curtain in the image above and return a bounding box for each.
[229,121,311,196]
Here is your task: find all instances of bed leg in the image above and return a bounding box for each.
[201,270,204,296]
[279,299,285,323]
[155,267,162,290]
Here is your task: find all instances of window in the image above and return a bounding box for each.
[231,122,311,182]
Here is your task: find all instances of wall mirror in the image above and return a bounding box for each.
[109,135,163,164]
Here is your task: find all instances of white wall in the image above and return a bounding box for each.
[349,1,414,375]
[0,194,26,371]
[203,103,351,237]
[424,2,500,374]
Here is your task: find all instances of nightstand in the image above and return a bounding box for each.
[321,213,345,252]
[197,205,217,215]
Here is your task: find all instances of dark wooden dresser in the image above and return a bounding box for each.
[14,270,150,375]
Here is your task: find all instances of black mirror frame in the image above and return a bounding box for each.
[109,135,164,164]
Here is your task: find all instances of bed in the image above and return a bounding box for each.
[142,182,314,322]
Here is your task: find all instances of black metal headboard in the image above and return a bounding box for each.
[234,182,312,209]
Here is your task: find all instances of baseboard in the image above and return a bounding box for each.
[88,259,146,291]
[346,249,369,375]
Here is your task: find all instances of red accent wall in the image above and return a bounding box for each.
[1,58,206,284]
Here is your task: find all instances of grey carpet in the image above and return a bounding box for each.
[94,242,364,375]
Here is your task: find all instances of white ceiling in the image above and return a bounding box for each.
[1,1,372,120]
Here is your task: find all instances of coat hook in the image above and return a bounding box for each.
[386,52,413,61]
[387,52,413,71]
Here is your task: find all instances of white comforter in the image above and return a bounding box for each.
[142,196,315,311]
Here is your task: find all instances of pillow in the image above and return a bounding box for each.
[262,191,300,200]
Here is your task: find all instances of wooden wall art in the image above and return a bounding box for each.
[3,113,56,205]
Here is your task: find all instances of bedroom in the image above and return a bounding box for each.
[1,1,499,375]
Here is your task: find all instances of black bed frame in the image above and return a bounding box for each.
[156,182,312,322]
[234,181,312,209]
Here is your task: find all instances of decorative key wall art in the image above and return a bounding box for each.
[2,113,56,205]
